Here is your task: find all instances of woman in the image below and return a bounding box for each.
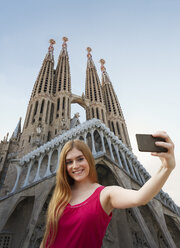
[40,131,175,248]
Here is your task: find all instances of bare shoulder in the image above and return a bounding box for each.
[100,186,123,214]
[101,185,123,197]
[101,185,141,210]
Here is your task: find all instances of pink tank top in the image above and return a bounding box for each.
[49,186,112,248]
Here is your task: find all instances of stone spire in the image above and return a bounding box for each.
[31,39,55,98]
[85,48,107,125]
[19,40,56,156]
[11,117,22,140]
[52,37,72,134]
[100,59,131,149]
[53,37,71,93]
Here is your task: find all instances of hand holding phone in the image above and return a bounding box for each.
[136,134,168,153]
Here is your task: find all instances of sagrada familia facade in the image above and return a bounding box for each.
[0,37,179,248]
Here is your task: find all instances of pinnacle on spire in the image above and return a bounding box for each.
[87,47,92,58]
[59,36,68,57]
[99,59,106,72]
[62,36,68,48]
[99,58,111,85]
[48,39,56,52]
[46,39,56,60]
[86,47,96,68]
[11,117,22,139]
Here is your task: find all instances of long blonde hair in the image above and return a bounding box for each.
[42,139,98,247]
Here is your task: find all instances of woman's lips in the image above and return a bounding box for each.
[72,169,84,174]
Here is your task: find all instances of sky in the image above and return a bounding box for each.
[0,0,180,205]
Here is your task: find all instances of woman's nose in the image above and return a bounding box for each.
[72,160,78,168]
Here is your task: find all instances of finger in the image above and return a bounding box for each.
[155,141,174,152]
[151,152,172,160]
[152,131,173,144]
[151,152,168,157]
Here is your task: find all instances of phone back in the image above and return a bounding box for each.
[136,134,167,152]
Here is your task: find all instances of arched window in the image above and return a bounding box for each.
[111,121,115,134]
[32,101,38,123]
[45,101,50,123]
[49,103,54,124]
[57,98,60,111]
[116,122,120,135]
[92,108,94,118]
[26,104,32,128]
[56,98,60,118]
[96,108,99,119]
[40,99,45,114]
[47,131,51,141]
[62,97,65,110]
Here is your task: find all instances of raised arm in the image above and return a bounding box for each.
[100,131,176,215]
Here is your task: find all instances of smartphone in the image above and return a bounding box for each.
[136,134,168,152]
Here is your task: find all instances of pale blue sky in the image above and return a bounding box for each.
[0,0,180,204]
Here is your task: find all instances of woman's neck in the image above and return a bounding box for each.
[72,178,96,192]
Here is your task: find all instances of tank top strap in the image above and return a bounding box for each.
[95,185,105,195]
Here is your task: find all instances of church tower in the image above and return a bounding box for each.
[19,39,56,156]
[52,37,71,134]
[85,48,107,125]
[0,118,22,188]
[100,59,131,149]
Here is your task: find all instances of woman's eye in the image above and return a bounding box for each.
[78,157,84,162]
[66,161,72,165]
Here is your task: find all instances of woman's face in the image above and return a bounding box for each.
[65,147,90,183]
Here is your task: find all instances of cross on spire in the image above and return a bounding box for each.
[87,47,92,58]
[48,39,56,54]
[99,59,106,72]
[62,37,68,48]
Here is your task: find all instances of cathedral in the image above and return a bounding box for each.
[0,37,179,248]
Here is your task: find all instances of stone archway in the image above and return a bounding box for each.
[96,163,119,187]
[0,196,35,248]
[71,103,86,124]
[71,94,88,124]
